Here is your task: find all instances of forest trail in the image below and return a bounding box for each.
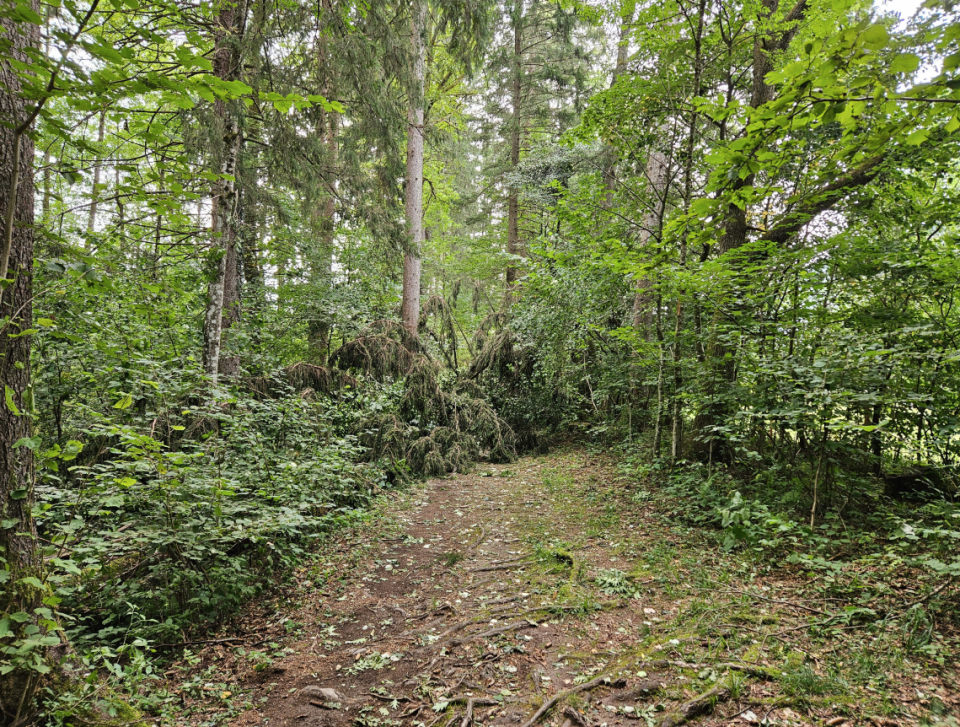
[162,448,957,727]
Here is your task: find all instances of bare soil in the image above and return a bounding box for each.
[157,448,959,727]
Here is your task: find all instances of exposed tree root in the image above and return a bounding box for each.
[664,660,781,679]
[563,706,590,727]
[470,563,528,573]
[520,674,627,727]
[448,620,537,647]
[458,697,498,727]
[469,524,487,551]
[659,684,731,727]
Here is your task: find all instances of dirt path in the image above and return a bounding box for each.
[159,448,958,727]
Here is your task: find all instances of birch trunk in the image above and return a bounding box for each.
[401,0,427,336]
[202,0,247,382]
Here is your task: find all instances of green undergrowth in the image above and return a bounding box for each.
[512,449,959,722]
[37,386,382,651]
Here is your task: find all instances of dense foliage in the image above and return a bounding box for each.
[1,0,960,721]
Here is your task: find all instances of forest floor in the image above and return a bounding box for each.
[155,447,959,727]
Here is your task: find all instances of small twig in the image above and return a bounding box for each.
[470,563,528,573]
[706,586,829,616]
[484,596,520,606]
[449,620,537,647]
[400,704,424,719]
[901,577,954,611]
[153,636,247,649]
[369,692,413,702]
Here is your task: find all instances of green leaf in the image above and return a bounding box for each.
[12,2,43,23]
[18,576,45,590]
[62,440,83,460]
[113,393,134,410]
[889,53,921,74]
[50,558,81,575]
[861,24,889,50]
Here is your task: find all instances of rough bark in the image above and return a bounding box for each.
[503,1,524,306]
[202,0,247,383]
[401,0,426,336]
[0,9,41,719]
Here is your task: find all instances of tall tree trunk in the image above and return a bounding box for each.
[603,5,633,202]
[693,0,808,456]
[401,0,426,336]
[41,3,52,228]
[671,0,707,462]
[309,105,339,362]
[42,148,51,225]
[202,0,247,383]
[218,223,241,377]
[653,293,665,456]
[504,0,523,304]
[115,164,124,234]
[631,150,669,338]
[0,9,42,718]
[239,180,262,302]
[86,109,105,238]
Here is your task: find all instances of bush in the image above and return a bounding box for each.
[37,385,378,647]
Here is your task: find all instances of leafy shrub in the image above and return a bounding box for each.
[38,385,378,647]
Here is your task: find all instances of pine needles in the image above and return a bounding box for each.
[327,319,517,478]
